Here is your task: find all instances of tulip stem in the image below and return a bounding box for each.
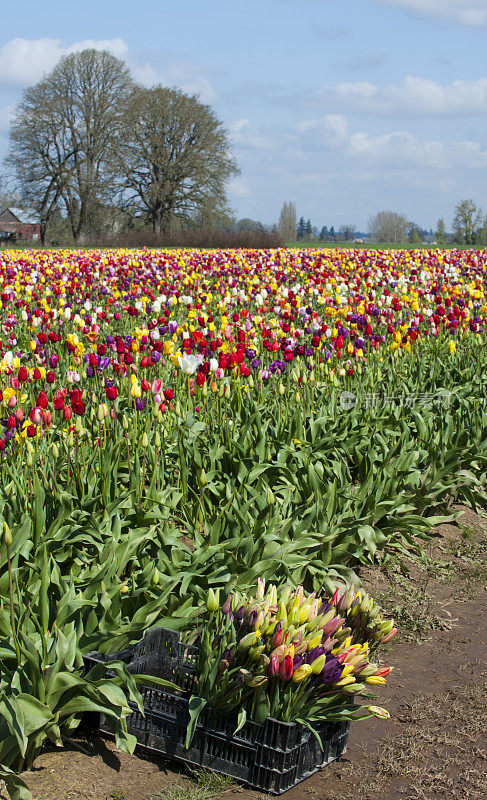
[6,545,21,665]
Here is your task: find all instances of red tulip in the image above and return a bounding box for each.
[37,391,48,409]
[279,655,293,681]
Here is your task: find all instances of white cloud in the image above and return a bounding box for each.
[229,113,487,225]
[0,37,217,103]
[294,114,487,171]
[0,37,129,87]
[227,177,251,198]
[369,0,487,26]
[123,54,217,102]
[313,76,487,116]
[230,118,279,149]
[297,113,348,142]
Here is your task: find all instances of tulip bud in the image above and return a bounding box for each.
[52,442,59,459]
[238,631,258,650]
[310,653,327,674]
[269,651,279,677]
[246,675,268,688]
[206,587,220,613]
[266,487,275,507]
[253,610,264,631]
[276,600,287,628]
[142,432,149,448]
[279,382,285,396]
[342,682,366,695]
[122,415,129,430]
[307,632,323,651]
[26,453,33,467]
[155,431,161,447]
[298,603,313,624]
[152,567,160,586]
[278,654,293,681]
[380,627,398,644]
[292,664,312,683]
[3,521,12,548]
[288,606,300,627]
[248,644,265,662]
[200,468,206,486]
[267,584,277,607]
[222,595,232,614]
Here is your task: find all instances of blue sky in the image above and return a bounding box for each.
[1,0,487,230]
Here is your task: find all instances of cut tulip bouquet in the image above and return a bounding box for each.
[186,579,396,746]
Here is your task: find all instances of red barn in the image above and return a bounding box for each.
[0,208,40,241]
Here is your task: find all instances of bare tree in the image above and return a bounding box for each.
[368,211,408,244]
[452,199,483,245]
[277,201,297,242]
[435,218,447,247]
[338,224,356,242]
[7,49,132,243]
[114,86,239,235]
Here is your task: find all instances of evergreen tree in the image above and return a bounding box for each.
[329,225,335,240]
[297,216,306,240]
[305,218,312,237]
[319,225,329,241]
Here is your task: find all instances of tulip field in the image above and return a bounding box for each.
[0,246,486,797]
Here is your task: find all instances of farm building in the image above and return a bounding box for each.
[0,208,40,241]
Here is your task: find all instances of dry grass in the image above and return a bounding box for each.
[332,682,487,800]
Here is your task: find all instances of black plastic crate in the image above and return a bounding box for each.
[84,628,198,692]
[93,685,349,794]
[84,628,350,794]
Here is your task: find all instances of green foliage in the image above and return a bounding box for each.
[0,334,486,794]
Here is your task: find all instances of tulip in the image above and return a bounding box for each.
[291,664,312,683]
[310,654,327,674]
[248,644,265,662]
[278,655,293,681]
[29,407,43,425]
[271,623,284,648]
[276,601,287,628]
[366,706,390,719]
[245,675,268,688]
[269,651,279,677]
[3,521,12,547]
[256,577,265,599]
[206,588,220,613]
[380,627,398,644]
[238,631,258,650]
[321,616,343,637]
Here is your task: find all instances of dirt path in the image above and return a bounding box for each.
[17,507,487,800]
